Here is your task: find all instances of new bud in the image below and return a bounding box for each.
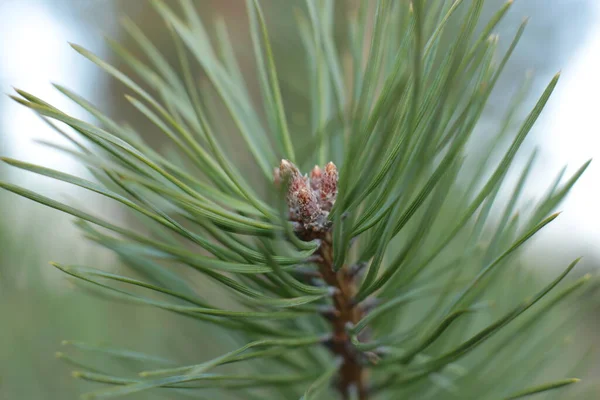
[310,165,322,191]
[279,159,300,179]
[296,187,321,223]
[275,159,335,230]
[320,162,338,211]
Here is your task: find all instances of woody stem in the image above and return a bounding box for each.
[314,232,368,399]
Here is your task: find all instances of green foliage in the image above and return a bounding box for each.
[2,0,596,399]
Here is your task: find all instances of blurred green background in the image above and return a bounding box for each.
[1,0,599,398]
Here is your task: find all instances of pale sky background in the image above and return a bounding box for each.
[526,0,600,266]
[0,0,599,273]
[0,0,114,172]
[0,0,121,285]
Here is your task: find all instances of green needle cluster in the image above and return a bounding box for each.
[1,1,595,399]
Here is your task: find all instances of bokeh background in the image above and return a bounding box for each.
[1,0,599,398]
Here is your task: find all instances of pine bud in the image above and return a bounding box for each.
[276,159,333,230]
[320,162,338,211]
[279,159,300,179]
[278,159,306,220]
[296,187,321,223]
[310,165,322,191]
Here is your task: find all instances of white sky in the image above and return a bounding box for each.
[0,0,100,173]
[0,0,118,286]
[530,0,600,261]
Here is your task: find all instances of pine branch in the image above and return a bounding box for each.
[0,0,595,399]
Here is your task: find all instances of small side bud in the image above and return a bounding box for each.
[320,161,338,211]
[310,165,322,191]
[278,159,306,219]
[296,187,321,223]
[289,174,308,196]
[279,159,300,179]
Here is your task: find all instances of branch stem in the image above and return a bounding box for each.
[302,230,368,399]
